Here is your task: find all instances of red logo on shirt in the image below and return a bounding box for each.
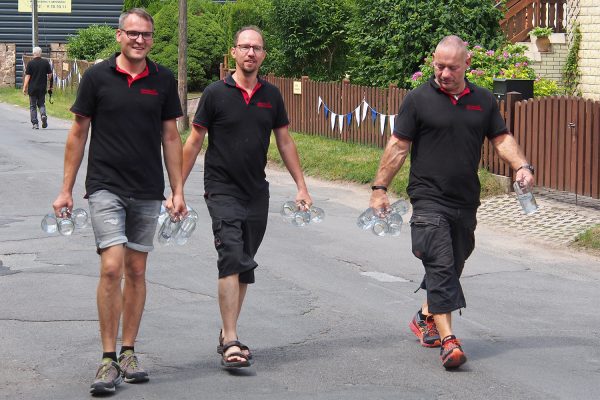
[257,102,272,108]
[466,104,482,111]
[140,89,158,96]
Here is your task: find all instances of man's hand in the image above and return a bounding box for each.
[169,193,188,221]
[515,168,534,189]
[295,188,313,210]
[369,189,390,215]
[52,191,73,218]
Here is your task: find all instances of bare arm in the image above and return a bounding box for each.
[490,133,534,187]
[164,124,206,211]
[181,124,207,184]
[369,135,411,210]
[52,115,91,215]
[22,75,30,95]
[161,118,187,217]
[273,126,312,208]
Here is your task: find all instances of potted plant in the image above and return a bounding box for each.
[531,26,553,52]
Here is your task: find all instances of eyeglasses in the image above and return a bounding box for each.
[236,44,264,54]
[122,30,154,40]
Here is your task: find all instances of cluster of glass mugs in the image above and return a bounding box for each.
[356,199,410,237]
[513,180,538,215]
[280,201,325,226]
[157,205,199,245]
[41,208,89,236]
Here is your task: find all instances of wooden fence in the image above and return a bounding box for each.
[258,74,600,200]
[499,0,566,43]
[483,93,600,199]
[23,55,93,92]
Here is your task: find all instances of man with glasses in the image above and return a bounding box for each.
[177,26,313,369]
[369,35,534,369]
[52,8,187,394]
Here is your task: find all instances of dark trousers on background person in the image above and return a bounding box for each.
[409,200,477,314]
[29,94,47,127]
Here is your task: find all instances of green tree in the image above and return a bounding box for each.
[347,0,505,88]
[266,0,353,81]
[67,25,116,61]
[151,0,227,90]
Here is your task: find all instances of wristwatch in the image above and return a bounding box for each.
[371,185,388,192]
[516,164,535,175]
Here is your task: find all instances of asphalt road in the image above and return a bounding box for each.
[1,102,599,400]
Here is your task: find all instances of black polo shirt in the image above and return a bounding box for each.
[193,74,289,200]
[71,53,182,200]
[25,57,52,96]
[393,77,508,209]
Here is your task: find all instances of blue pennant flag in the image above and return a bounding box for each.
[324,106,329,119]
[371,109,377,123]
[346,113,352,128]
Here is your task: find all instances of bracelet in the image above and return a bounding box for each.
[371,185,387,192]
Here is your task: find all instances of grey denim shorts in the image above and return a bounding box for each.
[88,189,161,253]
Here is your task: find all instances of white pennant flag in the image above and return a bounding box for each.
[338,114,344,133]
[317,96,322,114]
[362,101,369,121]
[354,106,361,127]
[330,112,337,131]
[389,115,396,135]
[380,114,387,136]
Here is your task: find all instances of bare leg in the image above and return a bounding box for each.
[97,245,125,352]
[433,312,453,340]
[219,274,245,362]
[121,248,148,347]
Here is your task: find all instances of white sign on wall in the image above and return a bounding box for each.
[18,0,72,13]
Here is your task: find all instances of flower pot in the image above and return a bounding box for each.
[535,36,551,53]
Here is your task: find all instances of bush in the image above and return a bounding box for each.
[265,0,353,81]
[67,25,116,61]
[151,0,227,91]
[347,0,505,88]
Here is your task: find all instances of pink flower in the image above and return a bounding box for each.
[515,62,521,67]
[486,50,495,56]
[411,71,423,81]
[474,45,483,50]
[463,41,469,46]
[503,51,509,58]
[523,62,528,66]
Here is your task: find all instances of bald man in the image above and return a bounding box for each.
[369,35,535,369]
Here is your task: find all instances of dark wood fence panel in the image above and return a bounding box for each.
[482,95,600,199]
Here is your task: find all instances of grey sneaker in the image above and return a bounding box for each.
[41,116,48,128]
[118,350,149,383]
[90,358,123,395]
[32,123,39,129]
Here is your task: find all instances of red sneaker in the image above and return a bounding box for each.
[409,311,441,347]
[440,335,467,369]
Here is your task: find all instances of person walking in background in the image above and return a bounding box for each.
[22,46,53,129]
[177,26,312,369]
[52,8,187,395]
[369,35,535,369]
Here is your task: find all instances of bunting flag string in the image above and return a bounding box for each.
[317,96,397,136]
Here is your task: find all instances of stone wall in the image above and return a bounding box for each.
[0,43,16,88]
[576,0,600,100]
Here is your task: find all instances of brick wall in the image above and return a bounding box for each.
[530,40,569,83]
[577,0,600,100]
[0,43,16,87]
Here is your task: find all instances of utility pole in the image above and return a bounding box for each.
[177,0,189,131]
[31,0,38,48]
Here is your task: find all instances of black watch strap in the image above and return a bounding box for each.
[371,185,388,192]
[517,164,535,174]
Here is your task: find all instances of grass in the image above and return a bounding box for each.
[0,87,77,121]
[572,224,600,252]
[3,87,597,251]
